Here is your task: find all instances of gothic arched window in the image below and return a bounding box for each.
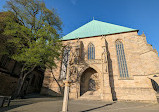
[88,43,95,60]
[116,40,129,78]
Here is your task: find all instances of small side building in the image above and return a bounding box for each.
[0,55,44,96]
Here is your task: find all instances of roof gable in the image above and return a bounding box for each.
[62,20,137,40]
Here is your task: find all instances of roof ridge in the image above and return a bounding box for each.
[64,20,91,36]
[93,19,135,30]
[62,20,138,40]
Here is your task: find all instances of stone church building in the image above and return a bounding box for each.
[41,20,159,103]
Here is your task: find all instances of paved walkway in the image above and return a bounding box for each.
[0,96,159,112]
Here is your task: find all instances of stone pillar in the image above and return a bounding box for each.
[62,47,71,112]
[62,80,71,112]
[101,46,113,101]
[102,73,113,101]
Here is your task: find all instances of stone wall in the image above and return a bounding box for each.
[0,73,18,96]
[0,55,45,96]
[41,31,159,103]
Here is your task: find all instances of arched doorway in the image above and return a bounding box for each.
[80,67,100,96]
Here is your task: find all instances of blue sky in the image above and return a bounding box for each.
[0,0,159,53]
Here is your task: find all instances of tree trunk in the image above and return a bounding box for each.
[12,65,36,99]
[16,74,27,98]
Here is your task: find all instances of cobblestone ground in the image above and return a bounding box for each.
[0,95,159,112]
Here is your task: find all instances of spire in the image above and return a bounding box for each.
[141,32,146,37]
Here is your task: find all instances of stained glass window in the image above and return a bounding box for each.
[88,43,95,60]
[116,41,129,78]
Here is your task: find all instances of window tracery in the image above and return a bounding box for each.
[116,40,129,78]
[88,43,95,60]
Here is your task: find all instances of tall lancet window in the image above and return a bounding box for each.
[88,43,95,60]
[60,48,70,79]
[116,40,129,78]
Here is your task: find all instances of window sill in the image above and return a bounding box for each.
[118,77,134,80]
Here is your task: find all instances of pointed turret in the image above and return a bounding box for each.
[141,32,146,37]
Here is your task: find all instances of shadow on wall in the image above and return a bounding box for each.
[80,67,98,96]
[105,39,117,101]
[40,87,63,97]
[0,73,18,96]
[151,79,159,93]
[81,42,85,60]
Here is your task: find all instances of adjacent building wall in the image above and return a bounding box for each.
[0,55,44,96]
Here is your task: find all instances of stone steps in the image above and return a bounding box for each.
[79,96,101,100]
[78,91,101,100]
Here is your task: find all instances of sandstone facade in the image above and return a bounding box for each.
[41,21,159,103]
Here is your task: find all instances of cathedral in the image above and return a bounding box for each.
[41,20,159,103]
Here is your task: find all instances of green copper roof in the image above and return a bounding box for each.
[62,20,138,40]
